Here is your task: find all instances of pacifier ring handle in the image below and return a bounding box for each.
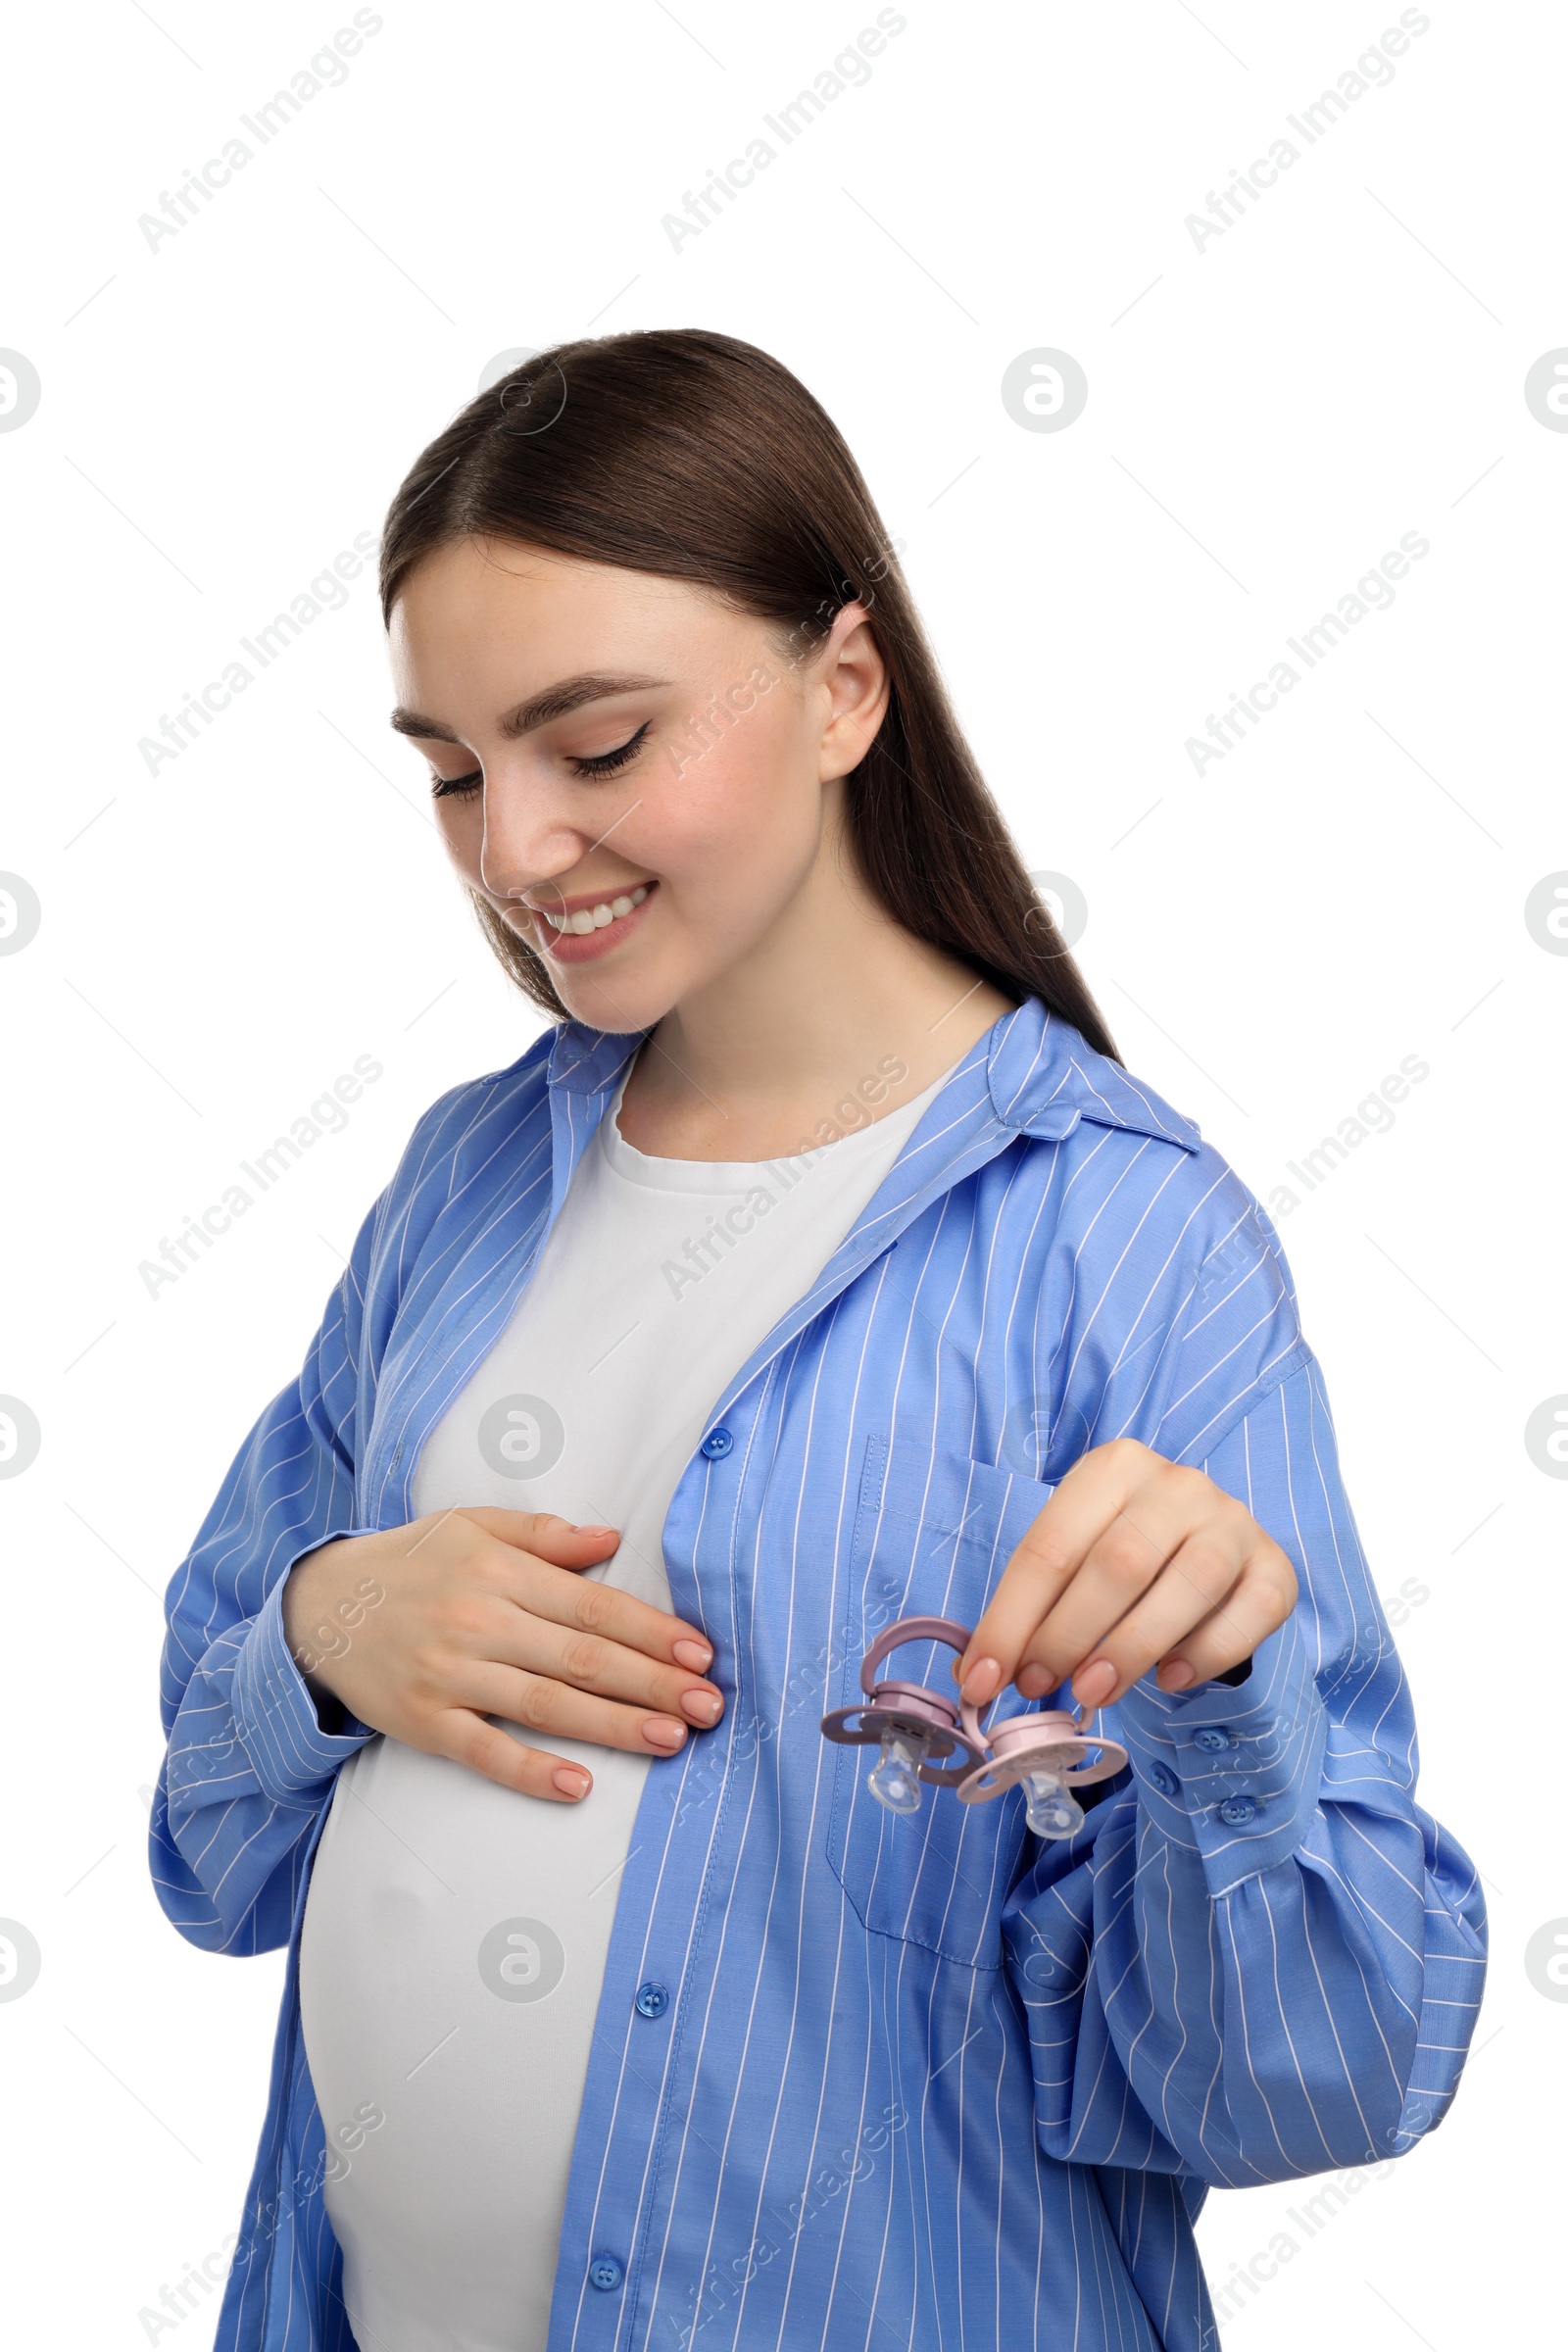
[958,1691,1085,1752]
[858,1614,975,1699]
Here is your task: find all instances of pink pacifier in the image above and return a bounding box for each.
[820,1616,989,1815]
[956,1693,1129,1840]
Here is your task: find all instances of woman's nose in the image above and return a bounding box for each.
[477,770,585,904]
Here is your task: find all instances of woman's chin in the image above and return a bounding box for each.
[549,962,678,1036]
[535,915,754,1035]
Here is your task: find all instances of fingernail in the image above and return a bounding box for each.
[643,1717,688,1751]
[1160,1661,1196,1691]
[553,1767,591,1798]
[1074,1658,1117,1707]
[959,1657,1002,1705]
[680,1689,723,1724]
[1016,1663,1051,1699]
[574,1524,617,1539]
[672,1639,713,1671]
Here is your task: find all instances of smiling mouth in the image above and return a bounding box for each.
[521,879,659,963]
[532,883,651,936]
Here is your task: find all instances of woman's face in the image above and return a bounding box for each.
[387,536,887,1034]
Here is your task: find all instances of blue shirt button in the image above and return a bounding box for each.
[700,1427,734,1459]
[1147,1762,1178,1796]
[1193,1727,1233,1753]
[1217,1794,1258,1826]
[634,1980,670,2019]
[588,2254,623,2292]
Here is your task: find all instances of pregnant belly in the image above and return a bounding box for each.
[299,1724,651,2352]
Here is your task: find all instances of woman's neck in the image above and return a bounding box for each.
[615,822,1014,1160]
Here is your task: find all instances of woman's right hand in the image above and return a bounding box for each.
[278,1508,724,1803]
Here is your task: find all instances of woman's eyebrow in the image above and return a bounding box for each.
[389,670,671,745]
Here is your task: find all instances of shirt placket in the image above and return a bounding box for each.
[547,1388,758,2350]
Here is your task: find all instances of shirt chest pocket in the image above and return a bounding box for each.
[824,1433,1059,1971]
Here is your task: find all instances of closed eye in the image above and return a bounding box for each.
[569,721,650,778]
[428,721,651,801]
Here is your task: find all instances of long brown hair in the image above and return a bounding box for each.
[378,328,1121,1062]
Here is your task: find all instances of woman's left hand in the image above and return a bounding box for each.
[952,1438,1298,1712]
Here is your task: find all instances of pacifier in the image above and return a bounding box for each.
[955,1691,1129,1840]
[820,1616,989,1815]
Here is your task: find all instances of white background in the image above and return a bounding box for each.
[1,0,1562,2343]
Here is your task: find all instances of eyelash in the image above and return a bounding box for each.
[429,721,651,800]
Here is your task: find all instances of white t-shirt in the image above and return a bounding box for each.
[298,1057,943,2352]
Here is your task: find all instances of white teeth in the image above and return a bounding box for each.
[542,884,650,935]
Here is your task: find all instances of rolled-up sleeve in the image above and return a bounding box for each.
[1112,1599,1327,1889]
[1004,1179,1488,2187]
[150,1197,384,1956]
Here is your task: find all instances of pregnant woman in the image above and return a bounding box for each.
[151,329,1487,2352]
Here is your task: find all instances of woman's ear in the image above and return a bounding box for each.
[815,604,890,784]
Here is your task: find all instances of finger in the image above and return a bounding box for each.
[451,1507,622,1569]
[953,1441,1163,1703]
[461,1662,698,1759]
[1043,1531,1250,1707]
[1153,1557,1297,1693]
[428,1708,597,1802]
[475,1606,725,1727]
[488,1546,715,1677]
[1016,1474,1241,1698]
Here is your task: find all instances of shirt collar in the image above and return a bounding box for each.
[546,1020,646,1098]
[984,995,1201,1154]
[543,999,1200,1156]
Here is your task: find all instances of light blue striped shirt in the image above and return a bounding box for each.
[151,996,1487,2351]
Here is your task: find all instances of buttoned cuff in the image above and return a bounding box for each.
[230,1546,376,1805]
[1110,1606,1327,1894]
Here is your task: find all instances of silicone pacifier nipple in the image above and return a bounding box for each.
[867,1728,928,1815]
[1021,1770,1085,1839]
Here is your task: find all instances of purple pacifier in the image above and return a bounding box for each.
[820,1615,989,1816]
